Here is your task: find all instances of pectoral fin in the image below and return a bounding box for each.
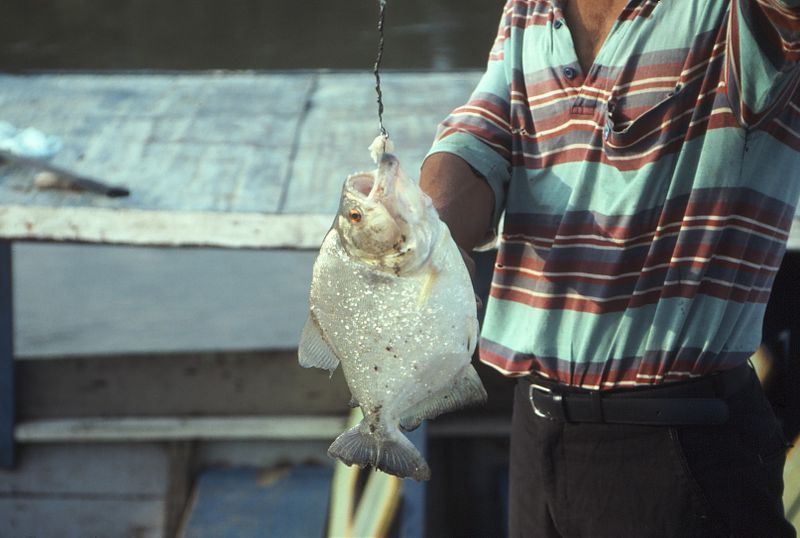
[416,264,440,308]
[298,312,340,375]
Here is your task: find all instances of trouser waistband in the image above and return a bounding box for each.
[521,362,753,425]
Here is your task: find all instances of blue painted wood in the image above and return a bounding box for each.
[0,242,13,468]
[182,465,332,538]
[399,423,427,538]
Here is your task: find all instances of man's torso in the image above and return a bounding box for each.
[431,0,800,388]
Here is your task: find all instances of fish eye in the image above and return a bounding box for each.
[348,208,363,223]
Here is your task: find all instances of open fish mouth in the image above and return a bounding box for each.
[345,153,401,201]
[346,171,378,198]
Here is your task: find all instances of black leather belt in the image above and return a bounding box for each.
[525,362,753,426]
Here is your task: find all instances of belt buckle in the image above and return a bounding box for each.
[529,383,562,420]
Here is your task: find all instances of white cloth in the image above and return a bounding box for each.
[0,121,62,159]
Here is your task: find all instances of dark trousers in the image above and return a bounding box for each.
[509,367,796,537]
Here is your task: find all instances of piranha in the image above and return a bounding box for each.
[299,145,486,481]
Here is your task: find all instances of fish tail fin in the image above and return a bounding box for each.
[327,422,431,481]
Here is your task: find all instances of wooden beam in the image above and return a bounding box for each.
[15,416,347,442]
[16,351,352,417]
[0,206,332,249]
[14,415,511,443]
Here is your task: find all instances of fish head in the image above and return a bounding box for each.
[335,153,439,274]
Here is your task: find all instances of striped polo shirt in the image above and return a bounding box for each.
[427,0,800,389]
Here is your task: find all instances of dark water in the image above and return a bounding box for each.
[0,0,504,71]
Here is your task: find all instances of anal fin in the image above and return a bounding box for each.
[400,364,487,432]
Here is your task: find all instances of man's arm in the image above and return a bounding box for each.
[420,153,495,278]
[420,153,495,254]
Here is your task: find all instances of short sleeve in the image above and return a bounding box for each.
[426,0,517,231]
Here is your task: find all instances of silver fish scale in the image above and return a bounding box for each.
[310,226,477,423]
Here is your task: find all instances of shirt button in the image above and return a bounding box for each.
[554,19,563,29]
[563,67,577,80]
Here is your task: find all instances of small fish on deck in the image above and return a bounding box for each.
[299,137,486,481]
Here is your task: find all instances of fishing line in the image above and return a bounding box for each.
[374,0,388,138]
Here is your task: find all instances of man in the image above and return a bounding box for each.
[419,0,799,536]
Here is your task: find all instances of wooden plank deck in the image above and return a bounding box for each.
[0,71,482,248]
